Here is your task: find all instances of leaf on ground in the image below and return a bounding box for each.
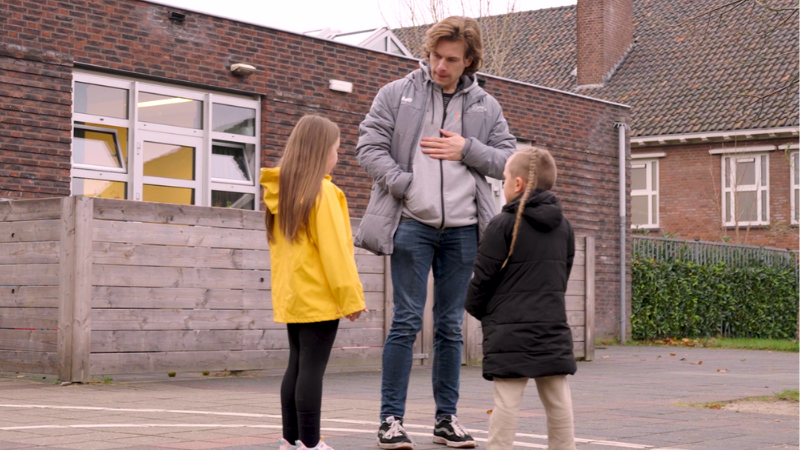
[669,353,676,356]
[680,358,686,361]
[717,369,729,373]
[487,410,492,414]
[708,404,722,409]
[690,361,703,365]
[602,356,610,359]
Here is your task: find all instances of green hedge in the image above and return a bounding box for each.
[632,258,799,340]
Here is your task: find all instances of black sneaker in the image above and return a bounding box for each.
[432,415,476,448]
[377,416,414,449]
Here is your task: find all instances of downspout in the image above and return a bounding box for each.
[614,120,629,344]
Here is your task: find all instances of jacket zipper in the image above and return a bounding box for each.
[439,91,449,229]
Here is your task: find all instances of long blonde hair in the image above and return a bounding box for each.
[265,115,340,244]
[503,146,557,268]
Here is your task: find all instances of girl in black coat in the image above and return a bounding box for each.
[466,147,576,450]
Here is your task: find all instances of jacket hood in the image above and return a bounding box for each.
[502,189,564,232]
[259,167,332,215]
[413,60,481,97]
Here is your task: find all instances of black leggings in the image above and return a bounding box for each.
[281,319,339,447]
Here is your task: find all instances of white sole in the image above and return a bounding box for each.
[376,438,414,449]
[432,436,477,448]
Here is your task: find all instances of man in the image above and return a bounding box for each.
[355,16,516,450]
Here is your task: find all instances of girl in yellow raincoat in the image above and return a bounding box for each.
[261,115,367,450]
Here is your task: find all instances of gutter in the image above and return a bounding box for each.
[615,120,630,344]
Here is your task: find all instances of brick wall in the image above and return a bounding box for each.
[577,0,633,86]
[0,0,631,338]
[0,45,72,199]
[634,140,799,250]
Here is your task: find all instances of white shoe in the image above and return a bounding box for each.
[279,438,296,450]
[296,439,335,450]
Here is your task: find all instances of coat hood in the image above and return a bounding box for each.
[259,167,332,216]
[413,60,482,98]
[502,189,564,232]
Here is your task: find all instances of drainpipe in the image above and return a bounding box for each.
[615,120,629,344]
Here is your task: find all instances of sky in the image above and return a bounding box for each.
[148,0,577,35]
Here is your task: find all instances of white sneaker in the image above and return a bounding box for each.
[296,439,335,450]
[279,438,296,450]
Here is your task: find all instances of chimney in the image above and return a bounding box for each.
[576,0,633,87]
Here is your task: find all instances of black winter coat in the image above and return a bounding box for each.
[465,189,576,380]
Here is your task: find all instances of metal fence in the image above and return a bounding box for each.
[632,236,799,271]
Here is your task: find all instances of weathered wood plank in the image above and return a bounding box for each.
[57,197,94,382]
[91,309,383,331]
[0,329,57,352]
[0,307,59,329]
[575,236,585,252]
[567,265,585,281]
[93,220,270,250]
[93,198,266,231]
[0,350,58,374]
[565,295,585,311]
[584,236,596,361]
[92,265,271,290]
[565,279,585,297]
[355,255,384,274]
[573,341,586,359]
[0,241,59,265]
[0,198,62,222]
[0,286,59,308]
[90,346,383,375]
[567,311,585,327]
[572,251,585,267]
[0,264,59,286]
[92,242,271,270]
[0,220,59,243]
[91,328,385,353]
[571,326,585,342]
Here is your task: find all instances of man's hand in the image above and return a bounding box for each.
[420,129,467,161]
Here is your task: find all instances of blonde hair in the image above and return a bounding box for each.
[422,16,483,76]
[265,115,340,244]
[503,146,558,268]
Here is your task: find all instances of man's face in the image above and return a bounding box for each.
[429,39,473,93]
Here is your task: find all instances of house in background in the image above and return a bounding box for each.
[305,27,411,57]
[386,0,799,249]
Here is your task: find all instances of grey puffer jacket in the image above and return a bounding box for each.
[355,62,516,255]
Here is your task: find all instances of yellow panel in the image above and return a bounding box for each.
[82,122,128,162]
[143,184,194,205]
[77,179,126,199]
[143,142,195,180]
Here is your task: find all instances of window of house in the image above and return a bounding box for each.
[721,154,769,227]
[792,151,799,225]
[71,72,260,210]
[631,160,658,229]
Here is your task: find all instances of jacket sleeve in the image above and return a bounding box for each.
[465,216,511,320]
[461,99,516,180]
[356,82,413,199]
[311,183,367,318]
[566,220,575,281]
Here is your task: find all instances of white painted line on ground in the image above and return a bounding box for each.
[0,404,654,449]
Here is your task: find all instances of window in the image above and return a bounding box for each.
[71,72,260,210]
[631,160,658,229]
[722,154,769,227]
[792,152,799,225]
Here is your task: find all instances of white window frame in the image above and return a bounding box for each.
[721,153,770,227]
[72,71,261,210]
[631,159,659,229]
[791,150,799,226]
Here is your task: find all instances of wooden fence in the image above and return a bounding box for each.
[0,197,594,381]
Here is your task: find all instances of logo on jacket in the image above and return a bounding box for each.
[448,112,461,121]
[401,96,413,103]
[466,104,486,113]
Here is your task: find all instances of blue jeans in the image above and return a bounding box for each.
[381,219,478,420]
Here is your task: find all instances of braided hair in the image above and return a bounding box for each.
[502,147,541,269]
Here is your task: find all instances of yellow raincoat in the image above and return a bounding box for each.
[260,168,366,323]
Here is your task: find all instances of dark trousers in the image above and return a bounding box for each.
[281,319,339,447]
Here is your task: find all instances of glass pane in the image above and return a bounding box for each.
[213,104,256,136]
[143,141,195,180]
[651,161,658,189]
[632,195,648,225]
[212,191,255,210]
[651,194,658,224]
[736,159,756,186]
[138,92,202,129]
[760,155,767,186]
[795,189,799,222]
[737,191,757,222]
[74,178,126,199]
[724,157,730,188]
[73,127,124,169]
[725,192,731,222]
[212,143,251,182]
[389,39,403,55]
[761,190,767,221]
[631,166,646,191]
[143,184,194,205]
[793,153,799,186]
[74,82,128,119]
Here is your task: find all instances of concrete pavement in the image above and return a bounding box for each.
[0,345,796,450]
